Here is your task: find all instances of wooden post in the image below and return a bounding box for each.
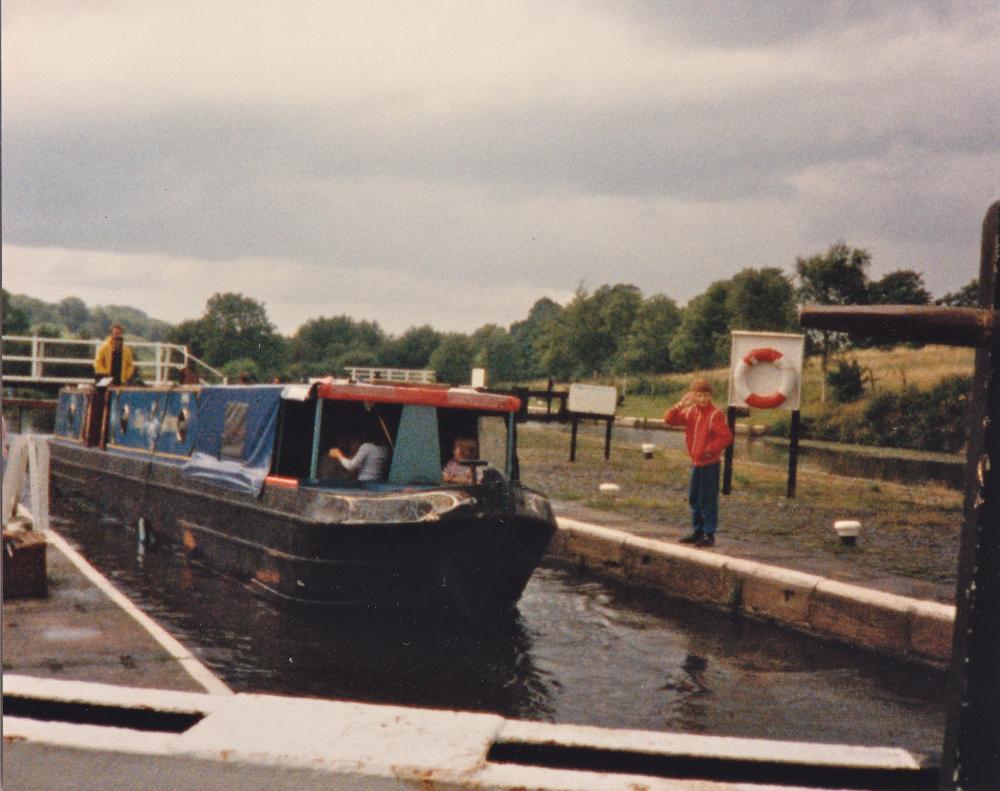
[801,201,1000,789]
[722,406,737,495]
[603,417,612,460]
[787,410,800,498]
[569,415,579,462]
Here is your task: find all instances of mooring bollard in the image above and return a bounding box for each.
[641,443,655,460]
[834,519,861,546]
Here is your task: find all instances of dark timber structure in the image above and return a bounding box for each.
[800,201,999,791]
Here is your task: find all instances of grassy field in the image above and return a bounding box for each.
[563,345,977,429]
[517,422,964,592]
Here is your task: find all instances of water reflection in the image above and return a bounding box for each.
[51,509,945,756]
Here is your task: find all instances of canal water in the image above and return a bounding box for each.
[52,510,945,758]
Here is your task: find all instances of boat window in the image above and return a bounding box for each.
[220,402,250,461]
[317,400,400,481]
[272,399,315,478]
[477,414,510,475]
[119,403,130,433]
[436,409,511,482]
[176,408,189,442]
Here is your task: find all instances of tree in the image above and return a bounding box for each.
[471,324,525,384]
[535,284,643,378]
[936,279,979,308]
[381,325,442,369]
[669,281,733,372]
[726,268,797,332]
[179,293,286,373]
[1,289,30,334]
[168,318,208,359]
[289,315,385,373]
[86,305,172,341]
[796,243,871,307]
[796,243,872,399]
[57,297,90,333]
[429,334,475,385]
[509,297,563,379]
[869,270,932,305]
[621,294,682,373]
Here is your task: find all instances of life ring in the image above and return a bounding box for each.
[733,347,797,409]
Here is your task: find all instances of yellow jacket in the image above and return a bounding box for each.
[94,338,135,383]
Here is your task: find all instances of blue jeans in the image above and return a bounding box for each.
[688,462,720,535]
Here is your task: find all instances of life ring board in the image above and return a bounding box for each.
[733,347,798,409]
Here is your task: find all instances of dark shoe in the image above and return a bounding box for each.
[679,531,703,544]
[696,534,716,547]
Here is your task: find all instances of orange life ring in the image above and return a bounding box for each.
[733,347,797,409]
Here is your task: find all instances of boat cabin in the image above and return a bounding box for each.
[55,379,523,496]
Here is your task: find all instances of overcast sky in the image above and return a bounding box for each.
[3,1,998,336]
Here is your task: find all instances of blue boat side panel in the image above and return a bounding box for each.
[55,391,88,440]
[109,390,169,452]
[182,386,282,496]
[154,390,198,457]
[388,405,442,484]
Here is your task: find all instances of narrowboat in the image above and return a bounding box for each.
[49,379,556,616]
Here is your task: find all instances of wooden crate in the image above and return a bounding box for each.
[3,529,48,598]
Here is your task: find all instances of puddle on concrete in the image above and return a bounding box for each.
[43,627,102,642]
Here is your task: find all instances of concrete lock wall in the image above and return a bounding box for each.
[549,518,955,667]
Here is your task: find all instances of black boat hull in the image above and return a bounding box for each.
[49,441,556,616]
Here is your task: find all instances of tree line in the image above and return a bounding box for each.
[2,243,978,385]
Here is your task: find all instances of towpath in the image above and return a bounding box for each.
[552,498,954,605]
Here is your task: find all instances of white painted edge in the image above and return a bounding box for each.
[24,509,232,696]
[554,516,955,632]
[497,718,925,770]
[3,674,924,791]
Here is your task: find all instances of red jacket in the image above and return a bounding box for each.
[663,402,733,467]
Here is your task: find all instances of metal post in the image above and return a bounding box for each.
[722,406,737,495]
[604,417,612,460]
[787,410,800,499]
[308,398,324,480]
[31,337,41,380]
[569,415,579,462]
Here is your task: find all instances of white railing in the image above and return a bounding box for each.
[345,366,436,384]
[1,335,227,386]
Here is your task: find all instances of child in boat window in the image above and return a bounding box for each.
[442,437,480,483]
[327,427,389,482]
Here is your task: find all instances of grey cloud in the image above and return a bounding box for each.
[608,0,989,48]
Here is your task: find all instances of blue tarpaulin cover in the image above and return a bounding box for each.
[182,386,282,496]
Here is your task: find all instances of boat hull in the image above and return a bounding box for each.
[49,441,556,616]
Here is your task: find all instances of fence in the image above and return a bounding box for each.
[1,335,226,386]
[345,367,436,384]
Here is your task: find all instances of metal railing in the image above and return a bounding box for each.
[345,366,436,384]
[1,335,226,386]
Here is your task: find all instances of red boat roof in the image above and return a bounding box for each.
[314,379,521,412]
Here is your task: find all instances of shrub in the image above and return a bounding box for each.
[826,358,865,404]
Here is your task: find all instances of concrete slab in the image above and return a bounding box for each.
[2,528,224,694]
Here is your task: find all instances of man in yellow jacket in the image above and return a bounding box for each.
[93,324,135,385]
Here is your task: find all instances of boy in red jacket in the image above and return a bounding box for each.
[663,378,733,547]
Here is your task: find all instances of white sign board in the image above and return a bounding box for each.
[470,368,487,388]
[728,331,805,411]
[567,383,618,416]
